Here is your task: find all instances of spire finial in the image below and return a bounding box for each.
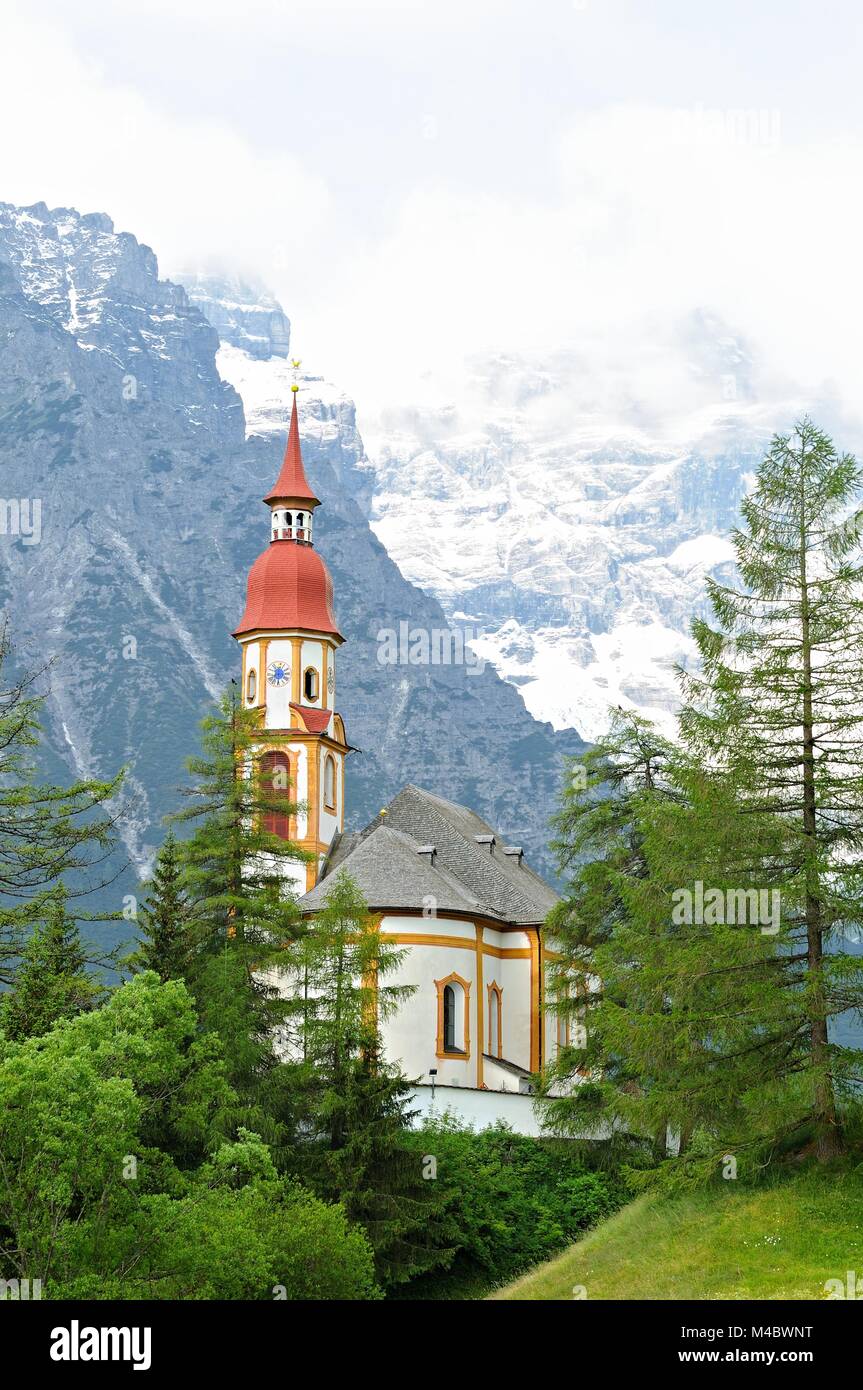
[262,376,320,509]
[290,358,302,393]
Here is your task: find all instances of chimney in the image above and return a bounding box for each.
[504,846,524,865]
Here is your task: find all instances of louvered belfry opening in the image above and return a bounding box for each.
[259,750,293,840]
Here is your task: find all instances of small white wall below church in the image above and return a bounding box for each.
[408,1084,547,1136]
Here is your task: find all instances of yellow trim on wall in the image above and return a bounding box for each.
[302,664,320,703]
[529,927,541,1072]
[475,925,484,1089]
[382,931,531,959]
[321,642,331,711]
[291,637,302,703]
[434,971,471,1061]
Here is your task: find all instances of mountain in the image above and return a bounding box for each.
[359,330,803,743]
[198,279,810,745]
[0,202,583,934]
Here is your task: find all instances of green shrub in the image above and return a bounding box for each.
[400,1119,625,1297]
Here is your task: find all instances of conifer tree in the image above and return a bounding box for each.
[676,417,863,1161]
[125,832,194,982]
[0,625,123,986]
[172,687,307,952]
[170,687,309,1143]
[541,709,675,1152]
[547,421,863,1167]
[0,885,101,1040]
[583,760,789,1166]
[288,871,449,1288]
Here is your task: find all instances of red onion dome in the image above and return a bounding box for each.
[233,539,342,640]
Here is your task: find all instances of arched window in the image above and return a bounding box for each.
[436,973,470,1059]
[303,666,319,702]
[487,982,502,1058]
[324,754,336,811]
[443,985,456,1051]
[259,751,292,840]
[556,984,573,1054]
[246,667,257,704]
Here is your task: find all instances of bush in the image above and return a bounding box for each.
[400,1120,625,1297]
[53,1137,380,1302]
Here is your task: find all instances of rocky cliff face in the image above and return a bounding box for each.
[182,272,292,360]
[358,327,800,742]
[0,203,582,934]
[193,279,789,745]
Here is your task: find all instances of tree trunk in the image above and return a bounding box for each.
[799,463,842,1161]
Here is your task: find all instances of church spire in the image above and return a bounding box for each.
[263,389,320,511]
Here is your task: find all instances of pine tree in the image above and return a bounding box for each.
[541,709,676,1153]
[675,417,863,1161]
[125,832,194,982]
[288,871,450,1288]
[587,760,790,1167]
[172,687,307,954]
[548,421,863,1169]
[1,885,100,1040]
[169,687,309,1144]
[0,625,123,987]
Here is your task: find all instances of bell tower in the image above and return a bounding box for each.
[233,374,350,893]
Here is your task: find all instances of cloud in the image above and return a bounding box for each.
[309,105,863,432]
[2,3,861,446]
[0,9,331,283]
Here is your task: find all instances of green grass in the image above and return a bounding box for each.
[490,1165,863,1300]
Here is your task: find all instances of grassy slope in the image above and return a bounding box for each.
[491,1166,863,1300]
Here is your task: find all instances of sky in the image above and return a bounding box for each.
[2,0,862,427]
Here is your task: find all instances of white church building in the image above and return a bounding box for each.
[233,383,565,1133]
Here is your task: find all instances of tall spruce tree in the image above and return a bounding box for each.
[578,759,790,1167]
[547,420,863,1168]
[125,832,194,982]
[0,885,101,1040]
[541,709,676,1153]
[287,871,450,1288]
[676,417,863,1161]
[170,687,309,1145]
[0,625,123,986]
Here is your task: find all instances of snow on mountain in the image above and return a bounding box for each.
[204,286,794,742]
[0,217,582,909]
[358,338,805,741]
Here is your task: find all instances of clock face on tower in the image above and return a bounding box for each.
[267,660,289,687]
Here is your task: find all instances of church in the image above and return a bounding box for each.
[232,381,563,1133]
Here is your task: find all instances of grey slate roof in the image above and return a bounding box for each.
[300,784,558,925]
